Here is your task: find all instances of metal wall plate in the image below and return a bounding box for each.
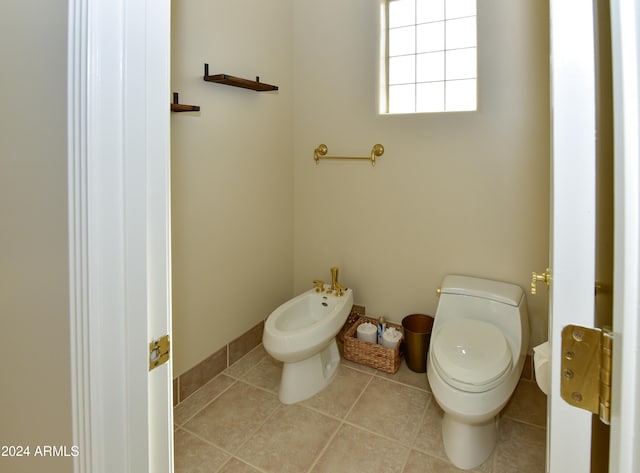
[149,335,170,371]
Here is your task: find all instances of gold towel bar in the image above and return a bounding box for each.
[314,144,384,167]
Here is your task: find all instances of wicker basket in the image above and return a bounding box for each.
[343,316,403,373]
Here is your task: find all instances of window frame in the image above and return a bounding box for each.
[379,0,478,115]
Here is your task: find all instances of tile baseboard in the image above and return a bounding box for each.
[521,353,534,381]
[173,320,264,406]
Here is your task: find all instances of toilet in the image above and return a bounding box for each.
[427,275,529,470]
[262,285,354,404]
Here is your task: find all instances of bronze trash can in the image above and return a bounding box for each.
[401,314,434,373]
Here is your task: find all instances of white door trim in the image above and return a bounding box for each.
[610,0,640,471]
[548,0,597,470]
[68,0,93,469]
[67,0,173,471]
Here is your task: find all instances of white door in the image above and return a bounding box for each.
[68,0,174,471]
[547,1,640,472]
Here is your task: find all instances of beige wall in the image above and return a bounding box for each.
[292,0,551,349]
[172,0,551,375]
[0,1,73,472]
[171,0,295,375]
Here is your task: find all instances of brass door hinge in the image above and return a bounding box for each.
[149,335,170,371]
[560,325,612,424]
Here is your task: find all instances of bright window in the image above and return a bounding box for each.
[381,0,477,114]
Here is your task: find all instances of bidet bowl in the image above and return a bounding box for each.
[263,287,353,363]
[262,286,354,404]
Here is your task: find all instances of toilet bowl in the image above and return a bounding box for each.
[262,286,353,404]
[427,275,529,470]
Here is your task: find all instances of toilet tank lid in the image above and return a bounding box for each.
[440,275,523,307]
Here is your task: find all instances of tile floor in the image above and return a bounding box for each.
[174,344,547,473]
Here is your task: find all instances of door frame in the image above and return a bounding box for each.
[67,0,173,471]
[609,0,640,471]
[548,0,640,472]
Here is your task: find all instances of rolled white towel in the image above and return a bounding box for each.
[356,322,377,344]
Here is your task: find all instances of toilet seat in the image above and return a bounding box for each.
[432,319,512,393]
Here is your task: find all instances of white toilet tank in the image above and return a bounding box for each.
[434,275,529,363]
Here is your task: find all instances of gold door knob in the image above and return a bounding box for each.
[531,268,550,296]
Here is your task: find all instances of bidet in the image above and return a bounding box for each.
[263,284,353,404]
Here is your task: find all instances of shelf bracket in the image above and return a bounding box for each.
[171,92,200,112]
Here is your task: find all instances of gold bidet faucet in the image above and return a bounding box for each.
[331,267,339,291]
[312,267,346,296]
[330,267,347,296]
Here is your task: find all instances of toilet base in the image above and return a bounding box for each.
[278,338,340,404]
[442,413,498,470]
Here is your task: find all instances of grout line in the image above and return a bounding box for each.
[178,426,275,473]
[371,371,430,393]
[397,445,414,473]
[174,375,238,427]
[341,360,431,393]
[222,344,268,380]
[177,426,236,457]
[501,414,547,430]
[215,456,270,473]
[231,403,283,463]
[340,418,416,448]
[343,371,375,420]
[489,447,498,473]
[408,392,432,446]
[304,417,343,473]
[305,371,375,473]
[178,372,235,404]
[291,369,385,423]
[299,402,354,425]
[230,376,279,399]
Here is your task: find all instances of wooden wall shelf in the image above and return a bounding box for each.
[171,93,200,112]
[171,103,200,112]
[203,63,278,92]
